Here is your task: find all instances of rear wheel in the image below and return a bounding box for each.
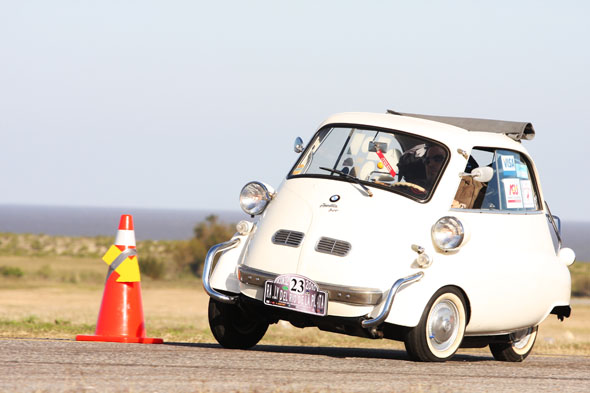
[208,298,269,349]
[490,326,538,362]
[404,287,467,362]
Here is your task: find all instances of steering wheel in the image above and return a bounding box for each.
[392,181,427,194]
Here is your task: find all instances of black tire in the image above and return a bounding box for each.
[404,287,467,362]
[208,298,269,349]
[490,326,538,362]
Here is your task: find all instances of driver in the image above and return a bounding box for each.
[397,145,426,185]
[424,145,446,188]
[396,144,447,195]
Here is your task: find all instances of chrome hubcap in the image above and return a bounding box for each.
[511,328,533,350]
[428,300,459,351]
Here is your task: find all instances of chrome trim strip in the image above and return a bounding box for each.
[545,201,562,249]
[202,238,241,304]
[449,208,543,215]
[361,271,424,329]
[237,265,382,306]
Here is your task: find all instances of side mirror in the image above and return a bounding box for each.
[294,137,305,153]
[470,166,494,183]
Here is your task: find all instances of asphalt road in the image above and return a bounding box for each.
[0,338,589,393]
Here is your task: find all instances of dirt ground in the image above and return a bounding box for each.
[0,282,588,355]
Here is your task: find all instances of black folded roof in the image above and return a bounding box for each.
[387,110,535,141]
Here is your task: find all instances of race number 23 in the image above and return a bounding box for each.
[290,278,304,293]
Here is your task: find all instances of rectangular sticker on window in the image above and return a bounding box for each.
[520,180,535,208]
[501,155,516,175]
[502,178,523,209]
[516,163,528,179]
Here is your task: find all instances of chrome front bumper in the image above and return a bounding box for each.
[237,265,383,306]
[361,271,424,328]
[238,265,423,328]
[202,238,241,304]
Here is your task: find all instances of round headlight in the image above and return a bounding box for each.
[431,216,464,251]
[239,181,274,216]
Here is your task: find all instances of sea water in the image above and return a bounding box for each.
[0,204,244,241]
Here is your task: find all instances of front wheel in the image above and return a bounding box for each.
[489,326,538,362]
[208,298,269,349]
[404,287,467,362]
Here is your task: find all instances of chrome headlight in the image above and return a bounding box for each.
[239,181,274,216]
[431,216,464,251]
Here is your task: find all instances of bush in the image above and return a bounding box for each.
[572,274,590,297]
[140,255,167,280]
[172,215,236,277]
[0,266,24,278]
[37,264,53,279]
[570,262,590,297]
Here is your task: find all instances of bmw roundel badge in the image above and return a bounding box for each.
[329,195,340,202]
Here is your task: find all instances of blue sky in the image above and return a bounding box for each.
[1,1,589,221]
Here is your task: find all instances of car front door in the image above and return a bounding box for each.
[450,147,558,333]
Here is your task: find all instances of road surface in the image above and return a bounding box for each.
[0,338,588,392]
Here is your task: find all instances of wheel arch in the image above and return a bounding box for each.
[403,284,471,362]
[384,281,471,328]
[441,284,471,326]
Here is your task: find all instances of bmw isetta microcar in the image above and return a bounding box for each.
[203,110,575,362]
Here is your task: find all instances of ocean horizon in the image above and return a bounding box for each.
[0,204,245,241]
[0,204,588,261]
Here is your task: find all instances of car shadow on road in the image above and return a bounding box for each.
[165,342,491,362]
[252,345,492,362]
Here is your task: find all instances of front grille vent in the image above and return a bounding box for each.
[272,230,304,247]
[316,237,351,257]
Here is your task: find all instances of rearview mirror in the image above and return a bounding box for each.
[294,137,305,153]
[368,141,387,153]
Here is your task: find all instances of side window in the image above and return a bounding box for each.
[452,148,540,211]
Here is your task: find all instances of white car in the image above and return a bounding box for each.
[203,110,575,362]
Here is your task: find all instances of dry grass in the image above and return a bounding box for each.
[0,256,589,357]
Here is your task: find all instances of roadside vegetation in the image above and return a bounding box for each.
[0,214,235,281]
[571,262,590,297]
[0,216,589,356]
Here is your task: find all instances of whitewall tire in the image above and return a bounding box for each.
[405,287,467,362]
[490,326,538,362]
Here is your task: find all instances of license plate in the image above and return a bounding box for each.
[264,274,328,316]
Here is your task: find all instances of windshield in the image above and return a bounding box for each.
[289,126,448,200]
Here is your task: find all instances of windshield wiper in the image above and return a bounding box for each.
[319,167,373,197]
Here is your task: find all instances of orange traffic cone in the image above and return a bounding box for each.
[76,214,163,344]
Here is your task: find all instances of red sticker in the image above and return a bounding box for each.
[376,149,397,178]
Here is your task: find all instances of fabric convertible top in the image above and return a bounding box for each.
[387,110,535,141]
